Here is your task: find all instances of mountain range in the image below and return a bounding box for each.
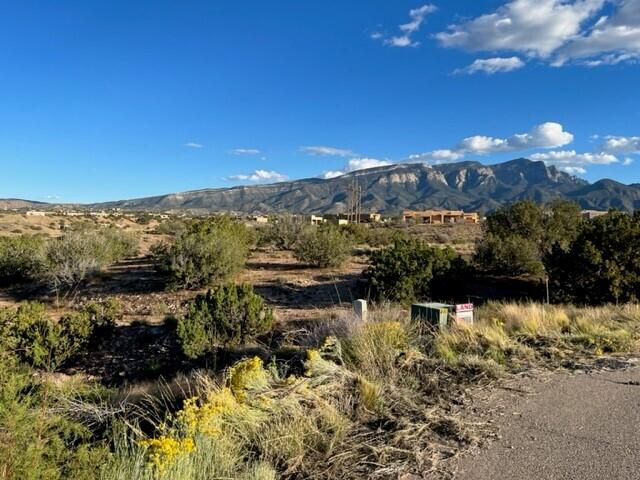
[3,159,640,214]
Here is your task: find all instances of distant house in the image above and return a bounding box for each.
[251,215,269,224]
[309,215,325,225]
[402,209,479,224]
[360,213,382,223]
[581,210,607,220]
[26,210,47,217]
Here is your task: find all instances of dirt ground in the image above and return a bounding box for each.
[0,211,162,253]
[0,245,366,323]
[0,213,482,384]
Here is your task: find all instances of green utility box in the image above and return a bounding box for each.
[411,302,454,331]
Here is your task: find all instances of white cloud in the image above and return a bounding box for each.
[623,157,635,165]
[455,56,525,75]
[322,171,345,179]
[347,158,391,171]
[436,0,640,69]
[436,0,605,58]
[602,135,640,153]
[530,149,618,164]
[376,4,437,48]
[507,122,575,149]
[559,165,588,174]
[227,169,288,182]
[411,122,574,162]
[409,149,465,163]
[230,148,261,155]
[184,142,203,148]
[301,146,356,157]
[320,157,391,179]
[530,149,620,173]
[553,0,640,65]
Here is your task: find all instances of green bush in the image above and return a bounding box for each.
[545,210,640,304]
[177,283,274,358]
[155,218,251,289]
[474,199,582,276]
[366,237,462,304]
[0,356,109,479]
[259,215,305,250]
[153,218,187,236]
[45,228,139,295]
[293,225,353,268]
[0,234,46,283]
[100,227,139,260]
[0,300,118,370]
[474,233,544,276]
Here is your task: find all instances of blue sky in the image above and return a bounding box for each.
[1,0,640,203]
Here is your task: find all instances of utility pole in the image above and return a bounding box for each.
[347,179,362,224]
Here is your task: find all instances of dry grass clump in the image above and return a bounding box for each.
[101,355,355,479]
[434,302,640,367]
[94,302,639,479]
[100,309,479,479]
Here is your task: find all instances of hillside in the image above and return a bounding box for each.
[0,198,50,210]
[3,159,640,214]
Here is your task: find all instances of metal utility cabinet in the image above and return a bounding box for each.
[411,302,475,330]
[411,303,454,331]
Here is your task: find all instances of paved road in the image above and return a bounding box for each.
[453,362,640,480]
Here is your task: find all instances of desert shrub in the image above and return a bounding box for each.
[80,297,122,341]
[341,224,398,248]
[293,225,353,268]
[1,302,90,370]
[45,228,138,295]
[0,357,109,479]
[364,226,398,247]
[153,218,187,236]
[366,237,462,304]
[474,233,544,276]
[177,284,274,358]
[0,234,46,283]
[545,210,640,304]
[474,199,583,276]
[0,300,118,370]
[100,227,139,260]
[45,231,105,295]
[155,217,251,289]
[340,224,369,245]
[259,215,305,250]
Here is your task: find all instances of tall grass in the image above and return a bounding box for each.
[434,302,640,366]
[9,302,637,480]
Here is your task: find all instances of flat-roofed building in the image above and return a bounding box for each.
[581,210,607,220]
[403,209,479,224]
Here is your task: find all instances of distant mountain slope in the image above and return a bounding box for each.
[91,158,609,214]
[3,159,639,214]
[0,198,50,210]
[567,179,640,211]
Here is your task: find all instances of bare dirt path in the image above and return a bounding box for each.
[449,360,640,480]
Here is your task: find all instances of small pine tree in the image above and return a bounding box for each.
[177,283,274,359]
[293,225,353,268]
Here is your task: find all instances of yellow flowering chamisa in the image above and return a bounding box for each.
[139,436,194,473]
[227,356,269,403]
[176,389,237,437]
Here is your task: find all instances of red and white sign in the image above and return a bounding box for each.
[455,303,474,325]
[455,303,474,313]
